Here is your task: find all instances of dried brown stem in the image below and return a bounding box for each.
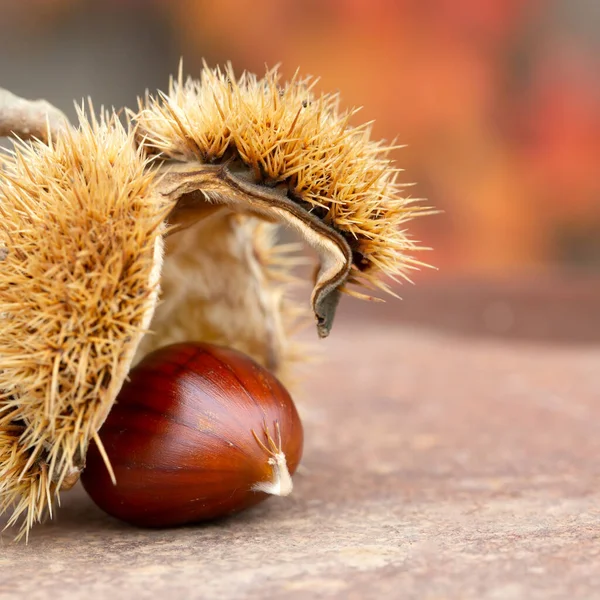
[0,88,69,142]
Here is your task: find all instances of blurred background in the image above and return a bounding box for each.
[1,0,599,339]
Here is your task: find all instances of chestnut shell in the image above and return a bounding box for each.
[81,342,303,527]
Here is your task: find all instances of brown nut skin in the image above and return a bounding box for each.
[80,342,303,528]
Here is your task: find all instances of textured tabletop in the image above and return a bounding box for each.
[2,280,600,599]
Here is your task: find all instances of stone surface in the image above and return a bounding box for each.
[2,282,600,599]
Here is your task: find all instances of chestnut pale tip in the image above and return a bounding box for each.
[251,421,294,497]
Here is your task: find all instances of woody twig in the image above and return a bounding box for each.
[0,87,69,142]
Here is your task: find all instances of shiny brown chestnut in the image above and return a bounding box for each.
[80,342,303,527]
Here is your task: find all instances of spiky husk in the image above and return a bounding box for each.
[0,64,431,536]
[135,63,429,298]
[0,110,168,536]
[134,213,310,388]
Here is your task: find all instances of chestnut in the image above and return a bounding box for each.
[80,342,303,527]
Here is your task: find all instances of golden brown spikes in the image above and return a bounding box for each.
[0,108,168,535]
[0,63,433,536]
[135,63,430,313]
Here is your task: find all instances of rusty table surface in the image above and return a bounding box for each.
[2,277,600,599]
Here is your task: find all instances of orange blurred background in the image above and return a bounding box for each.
[1,0,598,278]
